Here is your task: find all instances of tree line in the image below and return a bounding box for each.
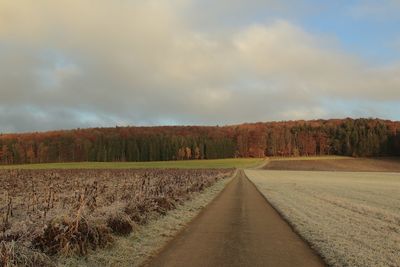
[0,118,399,164]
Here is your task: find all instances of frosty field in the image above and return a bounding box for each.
[245,170,400,267]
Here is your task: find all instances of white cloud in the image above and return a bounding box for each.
[233,21,400,100]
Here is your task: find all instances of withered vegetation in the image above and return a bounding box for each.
[0,168,233,266]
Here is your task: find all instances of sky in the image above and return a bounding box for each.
[1,0,400,133]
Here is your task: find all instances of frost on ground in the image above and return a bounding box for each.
[245,170,400,267]
[61,171,236,267]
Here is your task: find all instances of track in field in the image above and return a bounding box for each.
[145,171,324,267]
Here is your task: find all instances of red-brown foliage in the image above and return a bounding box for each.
[0,118,399,164]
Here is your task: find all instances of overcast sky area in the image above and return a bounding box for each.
[1,0,400,133]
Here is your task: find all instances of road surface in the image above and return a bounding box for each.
[145,170,325,267]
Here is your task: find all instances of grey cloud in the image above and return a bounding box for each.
[0,1,399,133]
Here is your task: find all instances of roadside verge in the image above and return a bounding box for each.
[61,170,238,267]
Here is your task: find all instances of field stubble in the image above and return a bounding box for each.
[246,170,400,267]
[264,157,400,172]
[0,168,234,266]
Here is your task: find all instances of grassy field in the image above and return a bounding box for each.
[0,158,264,170]
[246,170,400,267]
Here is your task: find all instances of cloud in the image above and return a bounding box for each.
[233,21,400,101]
[0,1,399,132]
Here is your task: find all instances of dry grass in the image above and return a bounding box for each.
[0,240,55,267]
[268,156,352,161]
[264,157,400,172]
[0,169,234,266]
[246,170,400,267]
[60,172,236,267]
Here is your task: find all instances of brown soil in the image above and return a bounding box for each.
[264,158,400,172]
[145,171,325,267]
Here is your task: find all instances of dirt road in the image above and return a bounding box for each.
[145,171,324,267]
